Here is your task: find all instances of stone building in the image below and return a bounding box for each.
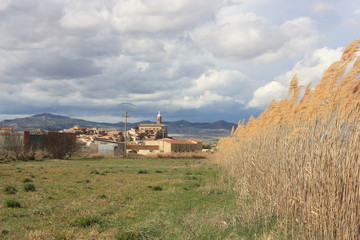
[159,139,202,153]
[137,111,168,139]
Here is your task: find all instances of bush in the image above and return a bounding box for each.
[24,183,36,192]
[116,228,161,240]
[5,199,22,208]
[0,131,25,160]
[42,132,78,159]
[138,170,148,174]
[74,215,104,228]
[152,186,163,191]
[22,178,33,183]
[98,194,107,199]
[4,185,17,195]
[186,176,199,180]
[90,170,100,174]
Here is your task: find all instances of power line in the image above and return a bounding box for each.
[0,46,59,80]
[119,103,136,157]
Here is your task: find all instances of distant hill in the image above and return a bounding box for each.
[0,113,118,131]
[0,113,236,140]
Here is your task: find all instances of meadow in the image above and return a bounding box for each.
[0,157,276,240]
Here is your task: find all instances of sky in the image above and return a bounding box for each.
[0,0,359,123]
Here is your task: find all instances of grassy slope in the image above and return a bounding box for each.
[0,158,275,239]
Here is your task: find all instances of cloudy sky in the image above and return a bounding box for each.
[0,0,359,123]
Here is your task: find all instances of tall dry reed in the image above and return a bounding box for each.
[214,114,359,239]
[214,39,360,239]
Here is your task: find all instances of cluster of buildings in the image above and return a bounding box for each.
[62,112,203,156]
[1,112,204,157]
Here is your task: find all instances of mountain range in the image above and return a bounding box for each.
[0,113,236,140]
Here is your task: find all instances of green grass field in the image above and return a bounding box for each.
[0,158,275,239]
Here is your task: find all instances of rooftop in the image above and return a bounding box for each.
[164,139,198,145]
[138,124,166,127]
[127,145,159,150]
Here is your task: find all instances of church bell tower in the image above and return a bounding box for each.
[157,111,162,124]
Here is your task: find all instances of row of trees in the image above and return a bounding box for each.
[0,131,77,160]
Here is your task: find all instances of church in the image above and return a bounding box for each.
[137,111,168,139]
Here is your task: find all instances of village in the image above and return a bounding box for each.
[61,111,203,156]
[0,112,205,157]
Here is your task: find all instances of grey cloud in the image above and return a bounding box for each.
[0,0,355,123]
[111,0,218,33]
[30,55,102,79]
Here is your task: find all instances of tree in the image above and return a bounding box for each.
[0,130,25,159]
[42,132,77,159]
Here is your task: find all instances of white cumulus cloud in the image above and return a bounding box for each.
[60,9,110,30]
[248,81,287,108]
[188,69,253,96]
[171,91,232,109]
[274,47,343,86]
[111,0,216,33]
[191,5,320,63]
[248,46,343,108]
[0,0,10,11]
[310,1,333,15]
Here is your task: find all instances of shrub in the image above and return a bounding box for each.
[186,176,199,180]
[116,228,161,240]
[5,199,22,208]
[138,170,148,174]
[74,215,104,228]
[42,132,78,159]
[22,178,33,183]
[0,130,25,160]
[24,183,36,192]
[152,186,163,191]
[4,185,17,195]
[98,194,107,199]
[77,179,91,183]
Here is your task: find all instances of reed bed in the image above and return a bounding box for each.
[214,39,360,239]
[214,108,360,239]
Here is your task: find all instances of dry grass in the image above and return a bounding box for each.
[148,151,210,159]
[215,39,360,239]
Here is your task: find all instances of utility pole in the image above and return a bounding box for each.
[119,103,135,157]
[162,126,165,152]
